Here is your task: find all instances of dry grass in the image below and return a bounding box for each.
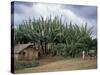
[15,57,97,74]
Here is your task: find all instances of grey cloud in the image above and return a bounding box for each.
[12,1,33,14]
[14,1,33,7]
[62,5,97,20]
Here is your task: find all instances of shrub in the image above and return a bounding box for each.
[52,43,66,56]
[14,60,39,70]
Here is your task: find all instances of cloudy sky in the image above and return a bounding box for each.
[11,1,97,38]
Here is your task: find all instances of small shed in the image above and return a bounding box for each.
[14,43,40,60]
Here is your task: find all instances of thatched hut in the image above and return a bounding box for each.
[14,43,40,60]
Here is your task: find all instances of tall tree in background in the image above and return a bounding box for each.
[14,16,95,57]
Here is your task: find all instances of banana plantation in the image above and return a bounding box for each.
[14,16,97,58]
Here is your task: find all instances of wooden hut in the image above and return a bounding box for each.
[14,43,40,60]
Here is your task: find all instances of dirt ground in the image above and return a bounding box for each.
[15,56,97,74]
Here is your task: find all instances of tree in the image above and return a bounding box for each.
[14,16,94,58]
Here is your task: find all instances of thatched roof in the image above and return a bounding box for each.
[14,43,33,54]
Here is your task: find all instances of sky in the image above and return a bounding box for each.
[11,1,97,38]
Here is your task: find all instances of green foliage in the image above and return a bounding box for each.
[14,60,39,70]
[14,16,96,58]
[51,43,66,56]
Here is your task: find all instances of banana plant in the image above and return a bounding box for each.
[14,16,93,57]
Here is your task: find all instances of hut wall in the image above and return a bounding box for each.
[17,47,39,60]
